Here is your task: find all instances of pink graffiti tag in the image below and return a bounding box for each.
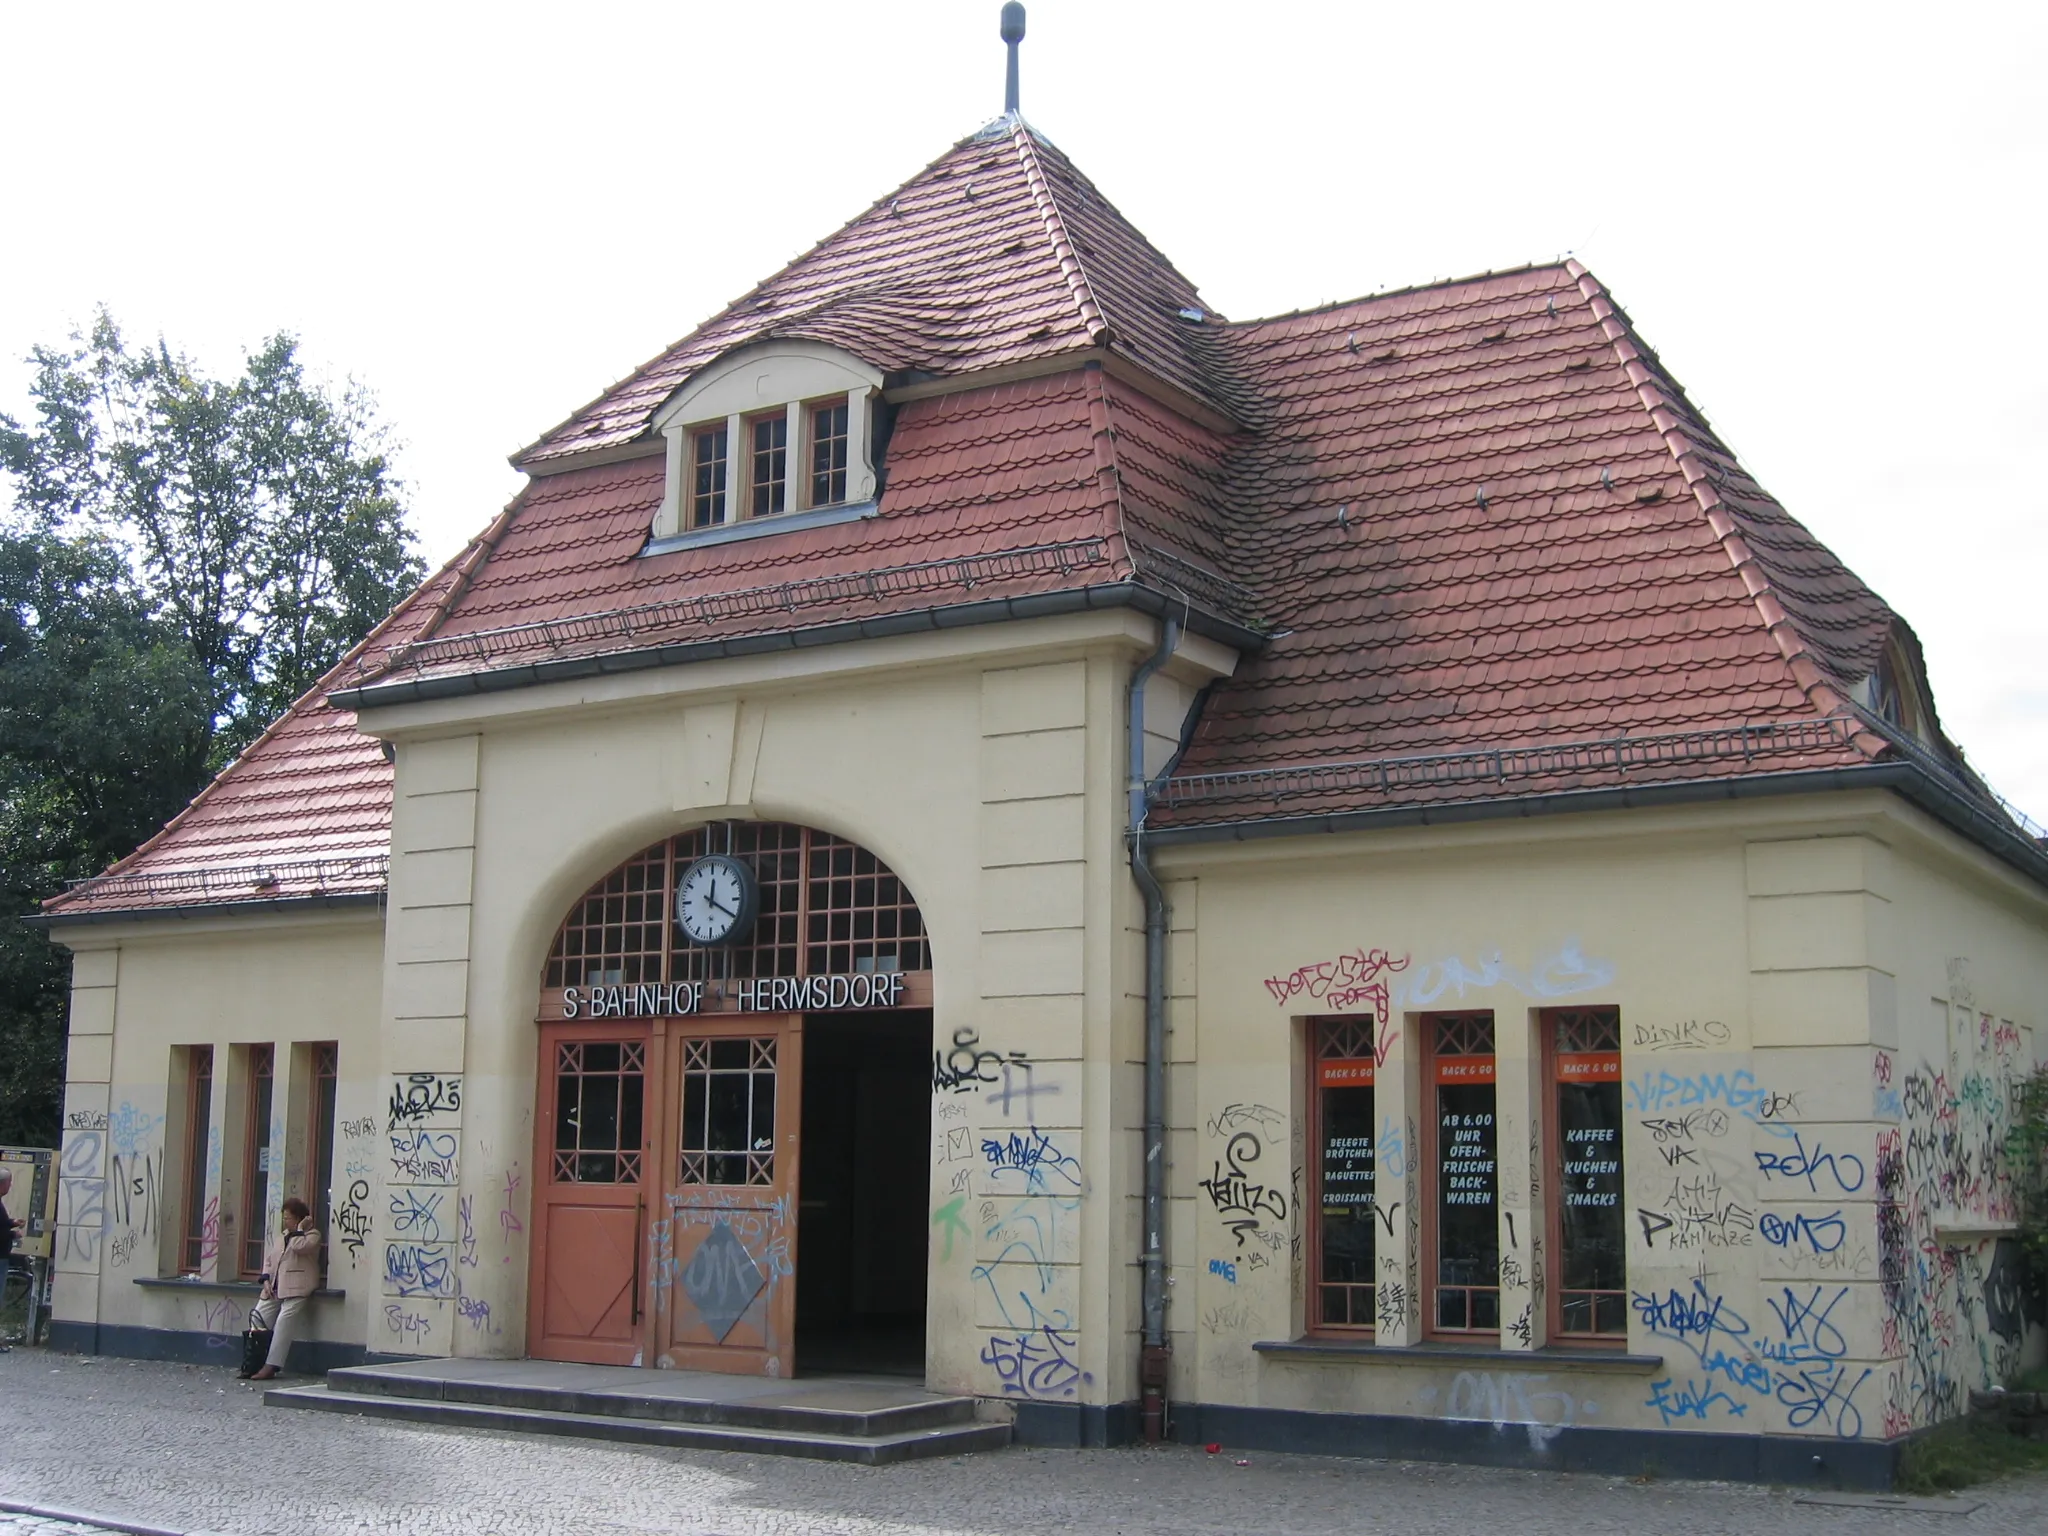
[1263,948,1409,1024]
[499,1166,524,1258]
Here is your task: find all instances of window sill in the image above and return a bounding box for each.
[643,499,878,554]
[133,1276,346,1300]
[1253,1338,1664,1374]
[1934,1221,2020,1244]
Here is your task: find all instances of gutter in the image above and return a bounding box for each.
[27,891,386,932]
[329,583,1264,713]
[1127,615,1180,1444]
[1147,761,2048,894]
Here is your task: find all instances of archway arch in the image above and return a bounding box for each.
[527,820,934,1379]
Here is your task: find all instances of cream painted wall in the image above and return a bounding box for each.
[352,609,1228,1400]
[52,912,385,1353]
[1155,791,2048,1444]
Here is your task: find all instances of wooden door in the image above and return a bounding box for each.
[653,1016,802,1376]
[529,1025,652,1365]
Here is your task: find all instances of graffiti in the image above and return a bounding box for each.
[933,1027,1024,1094]
[1632,1280,1751,1364]
[984,1057,1056,1119]
[930,1195,971,1262]
[458,1195,477,1267]
[980,1327,1089,1399]
[1378,1114,1407,1179]
[1984,1239,2023,1344]
[1207,1257,1238,1284]
[1646,1377,1746,1425]
[1202,1299,1256,1334]
[499,1165,524,1255]
[1758,1210,1847,1255]
[341,1115,377,1140]
[1625,1069,1766,1118]
[108,1102,164,1158]
[980,1127,1083,1191]
[1637,1175,1753,1251]
[1754,1132,1865,1195]
[199,1196,221,1268]
[383,1303,433,1342]
[680,1222,769,1338]
[1433,1371,1590,1452]
[388,1186,447,1242]
[974,1192,1080,1334]
[1639,1109,1730,1142]
[383,1241,456,1298]
[1263,947,1408,1016]
[1199,1131,1288,1248]
[335,1180,372,1257]
[1508,1305,1533,1346]
[1631,1019,1730,1052]
[457,1292,499,1334]
[66,1109,109,1130]
[1397,940,1613,1007]
[387,1072,462,1127]
[1205,1103,1285,1140]
[387,1129,458,1183]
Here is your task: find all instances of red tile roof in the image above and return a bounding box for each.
[54,119,2000,914]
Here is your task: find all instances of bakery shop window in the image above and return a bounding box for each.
[1311,1016,1379,1332]
[1425,1011,1498,1336]
[648,342,881,543]
[1547,1007,1627,1341]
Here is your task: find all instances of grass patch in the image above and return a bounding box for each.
[2015,1367,2048,1394]
[1896,1417,2048,1494]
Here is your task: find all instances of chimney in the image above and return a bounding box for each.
[1001,4,1026,115]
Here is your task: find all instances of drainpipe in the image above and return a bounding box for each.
[1128,615,1179,1443]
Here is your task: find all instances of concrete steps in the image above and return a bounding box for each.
[265,1360,1010,1465]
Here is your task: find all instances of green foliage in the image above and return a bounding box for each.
[2011,1064,2048,1296]
[0,311,426,1145]
[1896,1415,2048,1493]
[0,309,425,762]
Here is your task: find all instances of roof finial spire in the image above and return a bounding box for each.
[1001,3,1026,115]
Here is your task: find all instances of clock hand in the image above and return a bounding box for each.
[711,897,739,917]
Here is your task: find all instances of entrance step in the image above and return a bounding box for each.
[264,1359,1009,1465]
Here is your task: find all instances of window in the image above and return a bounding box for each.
[1547,1008,1627,1340]
[553,1040,645,1184]
[1311,1018,1379,1331]
[1425,1012,1498,1335]
[239,1044,276,1278]
[809,399,848,507]
[309,1043,338,1279]
[178,1046,214,1274]
[748,413,787,517]
[691,426,728,529]
[678,1036,776,1187]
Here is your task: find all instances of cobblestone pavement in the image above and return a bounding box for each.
[3,1352,2047,1536]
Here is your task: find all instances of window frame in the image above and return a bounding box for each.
[689,423,729,529]
[1307,1015,1380,1336]
[1542,1006,1629,1347]
[177,1045,215,1276]
[238,1043,277,1279]
[1420,1010,1500,1340]
[308,1042,339,1283]
[745,409,789,519]
[806,395,850,509]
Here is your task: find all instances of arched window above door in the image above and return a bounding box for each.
[543,821,929,993]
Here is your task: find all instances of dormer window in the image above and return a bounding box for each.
[650,343,883,547]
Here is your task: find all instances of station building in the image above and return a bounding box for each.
[38,103,2047,1483]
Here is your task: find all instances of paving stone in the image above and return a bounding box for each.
[3,1351,2046,1536]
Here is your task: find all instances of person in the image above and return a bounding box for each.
[245,1197,321,1381]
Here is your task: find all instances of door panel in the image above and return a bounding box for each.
[529,1028,650,1365]
[655,1017,802,1376]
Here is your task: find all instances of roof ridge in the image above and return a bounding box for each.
[1567,259,1888,761]
[1009,121,1112,348]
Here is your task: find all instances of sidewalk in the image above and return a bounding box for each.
[3,1350,2046,1536]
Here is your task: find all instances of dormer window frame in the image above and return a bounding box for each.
[649,344,883,549]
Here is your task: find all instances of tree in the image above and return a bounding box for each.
[1,310,425,761]
[0,313,427,1145]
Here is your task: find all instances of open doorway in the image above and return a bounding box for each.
[796,1009,931,1376]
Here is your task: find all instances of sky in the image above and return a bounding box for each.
[3,1,2044,812]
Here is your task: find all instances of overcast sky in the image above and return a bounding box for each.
[4,2,2044,813]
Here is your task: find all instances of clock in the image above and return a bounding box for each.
[675,855,758,947]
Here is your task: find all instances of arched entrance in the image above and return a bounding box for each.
[527,821,933,1378]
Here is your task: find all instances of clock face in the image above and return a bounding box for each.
[676,855,758,947]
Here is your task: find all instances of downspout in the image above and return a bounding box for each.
[1129,615,1180,1443]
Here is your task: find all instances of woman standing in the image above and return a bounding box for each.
[245,1197,321,1381]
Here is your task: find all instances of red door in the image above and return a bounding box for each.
[528,1026,651,1365]
[653,1016,802,1376]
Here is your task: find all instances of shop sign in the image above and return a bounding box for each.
[1317,1057,1375,1087]
[563,971,908,1019]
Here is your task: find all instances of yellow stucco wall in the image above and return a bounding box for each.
[1156,792,2048,1445]
[53,912,385,1353]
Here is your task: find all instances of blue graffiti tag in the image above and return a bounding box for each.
[1646,1377,1748,1425]
[1754,1133,1865,1195]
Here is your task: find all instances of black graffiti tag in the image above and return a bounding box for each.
[1199,1132,1288,1248]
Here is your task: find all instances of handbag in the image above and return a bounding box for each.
[240,1299,274,1378]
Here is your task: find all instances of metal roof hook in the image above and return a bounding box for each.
[1475,486,1490,510]
[1336,503,1352,530]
